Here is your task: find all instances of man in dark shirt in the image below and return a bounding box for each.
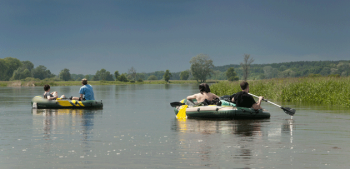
[231,81,264,110]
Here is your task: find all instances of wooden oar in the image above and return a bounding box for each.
[248,93,296,116]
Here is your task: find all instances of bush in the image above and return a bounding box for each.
[137,78,143,82]
[148,75,157,80]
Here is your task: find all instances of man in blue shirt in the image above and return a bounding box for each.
[71,79,95,101]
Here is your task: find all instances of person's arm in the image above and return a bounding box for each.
[187,94,196,101]
[213,94,220,99]
[79,94,84,100]
[252,96,264,110]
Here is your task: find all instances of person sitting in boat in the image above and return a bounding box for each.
[70,78,95,101]
[230,81,264,110]
[43,84,66,100]
[186,83,220,105]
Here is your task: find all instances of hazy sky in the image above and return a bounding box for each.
[1,0,349,74]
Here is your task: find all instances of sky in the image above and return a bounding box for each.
[1,0,350,75]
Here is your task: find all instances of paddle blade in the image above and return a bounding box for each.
[170,102,185,107]
[176,105,188,119]
[281,107,296,116]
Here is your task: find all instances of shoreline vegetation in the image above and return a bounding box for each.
[2,76,349,108]
[211,76,350,108]
[0,80,220,87]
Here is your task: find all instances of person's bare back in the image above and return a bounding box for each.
[186,83,219,103]
[187,92,219,103]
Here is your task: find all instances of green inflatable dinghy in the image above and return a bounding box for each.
[31,96,103,109]
[173,99,270,119]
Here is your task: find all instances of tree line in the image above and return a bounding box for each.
[1,56,349,82]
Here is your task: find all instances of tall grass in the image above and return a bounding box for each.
[211,77,350,107]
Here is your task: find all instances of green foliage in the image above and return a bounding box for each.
[137,73,145,80]
[163,70,172,82]
[21,61,34,71]
[180,70,189,80]
[92,69,114,81]
[128,67,137,81]
[59,68,71,81]
[241,54,254,81]
[70,74,86,81]
[190,54,214,83]
[214,60,350,80]
[137,78,143,82]
[11,60,35,80]
[148,75,158,80]
[114,71,120,81]
[0,57,23,81]
[308,74,322,77]
[211,77,350,107]
[119,73,129,82]
[84,75,90,80]
[11,68,32,80]
[226,67,239,81]
[32,65,54,80]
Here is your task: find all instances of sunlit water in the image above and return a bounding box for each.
[0,85,349,169]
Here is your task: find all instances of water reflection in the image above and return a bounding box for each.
[171,118,270,165]
[32,109,101,142]
[172,118,268,136]
[282,119,295,144]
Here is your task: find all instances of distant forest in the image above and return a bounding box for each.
[1,57,349,81]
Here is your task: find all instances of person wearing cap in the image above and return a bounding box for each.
[71,78,95,101]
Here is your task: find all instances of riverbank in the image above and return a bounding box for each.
[211,76,350,107]
[1,80,221,87]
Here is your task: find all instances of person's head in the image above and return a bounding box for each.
[82,78,88,85]
[240,81,249,92]
[199,83,210,94]
[44,84,50,92]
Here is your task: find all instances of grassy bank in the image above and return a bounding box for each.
[2,79,221,87]
[211,77,350,107]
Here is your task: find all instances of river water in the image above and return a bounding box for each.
[0,84,349,169]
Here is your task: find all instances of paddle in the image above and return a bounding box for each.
[248,93,296,116]
[170,102,185,107]
[176,105,188,119]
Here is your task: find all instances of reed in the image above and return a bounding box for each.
[211,77,350,107]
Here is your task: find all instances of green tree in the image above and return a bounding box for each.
[226,67,239,81]
[84,75,90,80]
[137,73,145,80]
[180,70,189,80]
[0,57,22,81]
[59,68,71,81]
[119,73,128,82]
[21,61,34,71]
[148,75,157,80]
[128,67,137,81]
[114,71,120,81]
[163,70,172,82]
[92,69,114,81]
[10,60,35,80]
[11,68,31,80]
[32,65,54,80]
[263,66,278,79]
[241,54,254,81]
[189,54,214,83]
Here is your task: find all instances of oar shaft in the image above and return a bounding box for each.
[248,93,282,108]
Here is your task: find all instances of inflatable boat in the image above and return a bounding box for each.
[31,96,103,109]
[173,99,270,119]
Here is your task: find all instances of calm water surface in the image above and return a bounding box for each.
[0,84,349,169]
